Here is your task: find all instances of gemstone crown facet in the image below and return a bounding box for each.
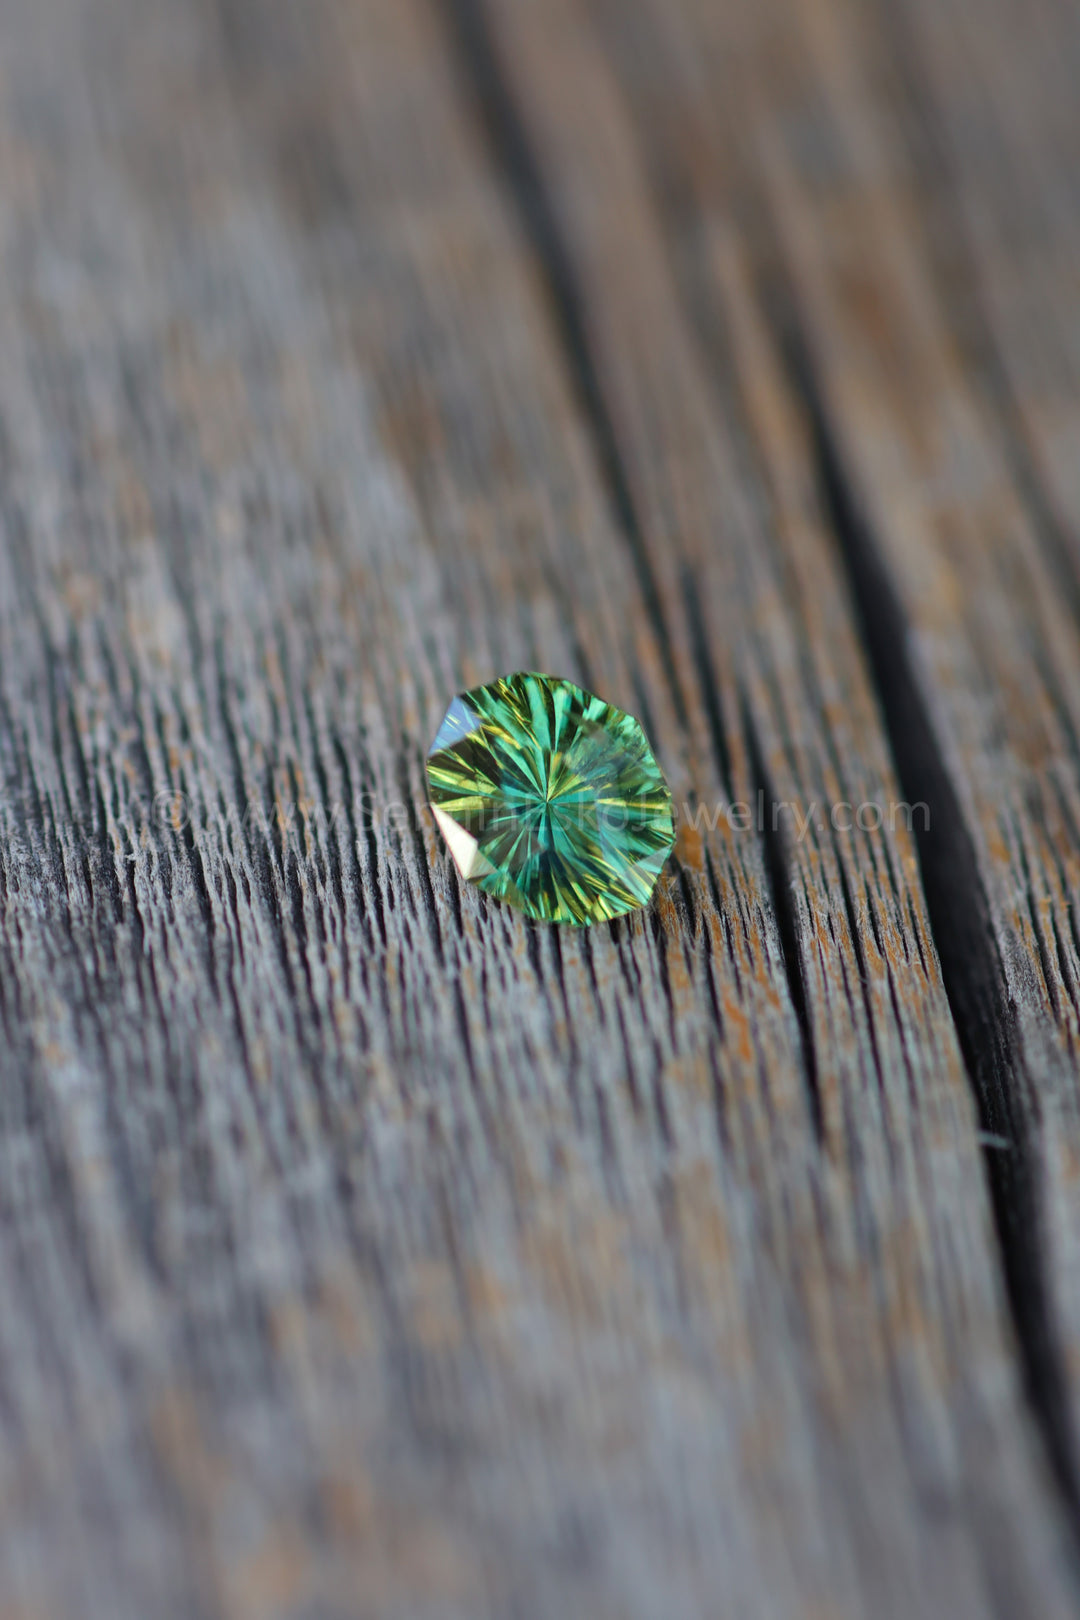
[425,672,675,925]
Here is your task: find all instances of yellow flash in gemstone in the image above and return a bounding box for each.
[425,673,675,924]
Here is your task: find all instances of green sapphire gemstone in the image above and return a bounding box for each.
[425,672,675,925]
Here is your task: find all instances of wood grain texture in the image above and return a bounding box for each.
[621,0,1080,1484]
[0,0,1077,1615]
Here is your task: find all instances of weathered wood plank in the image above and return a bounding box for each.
[894,0,1080,586]
[568,0,1080,1527]
[0,0,1075,1614]
[451,0,1080,1605]
[453,0,1080,1594]
[754,0,1080,1479]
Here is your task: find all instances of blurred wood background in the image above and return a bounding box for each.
[2,0,1080,1614]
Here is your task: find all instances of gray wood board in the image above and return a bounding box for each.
[0,0,1077,1615]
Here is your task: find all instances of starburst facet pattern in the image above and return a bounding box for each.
[425,673,675,924]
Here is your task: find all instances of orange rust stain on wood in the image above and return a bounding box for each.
[465,1259,511,1321]
[149,1387,229,1509]
[675,816,704,873]
[319,1470,376,1538]
[406,1258,466,1352]
[223,1521,311,1620]
[721,986,757,1071]
[523,1207,631,1329]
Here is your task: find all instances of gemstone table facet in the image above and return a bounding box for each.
[425,673,675,924]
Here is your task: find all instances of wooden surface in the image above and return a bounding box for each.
[1,0,1079,1613]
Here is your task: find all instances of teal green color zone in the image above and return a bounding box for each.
[425,673,675,925]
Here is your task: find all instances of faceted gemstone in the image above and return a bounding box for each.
[425,672,675,925]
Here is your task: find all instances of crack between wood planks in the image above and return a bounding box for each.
[438,0,688,733]
[784,334,1080,1529]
